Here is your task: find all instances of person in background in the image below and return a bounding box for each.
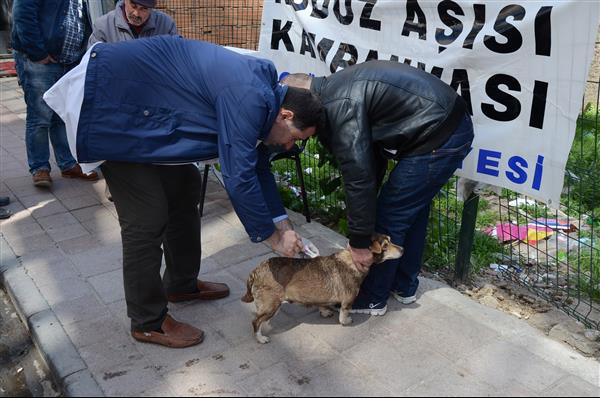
[11,0,99,187]
[88,0,177,46]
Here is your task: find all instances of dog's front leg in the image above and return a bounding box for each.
[339,303,353,326]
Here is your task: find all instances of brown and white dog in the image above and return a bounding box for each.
[241,234,403,343]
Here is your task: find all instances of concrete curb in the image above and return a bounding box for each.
[0,236,105,397]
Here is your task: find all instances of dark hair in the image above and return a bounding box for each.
[281,86,324,131]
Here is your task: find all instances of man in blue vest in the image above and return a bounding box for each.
[53,36,324,348]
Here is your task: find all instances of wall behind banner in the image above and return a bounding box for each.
[157,0,263,49]
[584,27,600,107]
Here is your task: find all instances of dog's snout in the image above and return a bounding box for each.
[386,243,403,260]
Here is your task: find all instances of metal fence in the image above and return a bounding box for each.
[161,3,600,329]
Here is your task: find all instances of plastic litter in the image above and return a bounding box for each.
[488,223,554,244]
[489,263,522,273]
[528,218,578,232]
[301,238,320,258]
[508,198,537,207]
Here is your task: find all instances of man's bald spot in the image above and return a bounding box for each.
[282,73,312,90]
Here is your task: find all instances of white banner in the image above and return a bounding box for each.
[258,0,600,207]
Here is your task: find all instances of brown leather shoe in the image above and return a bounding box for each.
[131,315,204,348]
[32,169,52,188]
[61,164,99,181]
[167,280,230,303]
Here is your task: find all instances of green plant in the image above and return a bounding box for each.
[471,232,504,273]
[475,198,500,229]
[564,106,600,215]
[272,138,347,228]
[518,203,554,219]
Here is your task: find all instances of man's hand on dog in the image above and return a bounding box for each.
[349,245,374,272]
[268,229,304,257]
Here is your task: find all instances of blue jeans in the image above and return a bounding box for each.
[358,113,474,305]
[14,51,76,174]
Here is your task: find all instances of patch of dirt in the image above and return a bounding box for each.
[0,289,59,397]
[102,370,127,380]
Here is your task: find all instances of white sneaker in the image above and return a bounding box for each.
[391,291,417,305]
[347,302,388,316]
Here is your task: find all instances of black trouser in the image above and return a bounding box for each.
[101,162,202,332]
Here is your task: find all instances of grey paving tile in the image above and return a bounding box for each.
[270,322,339,372]
[81,216,121,234]
[204,299,259,347]
[197,256,223,276]
[67,243,121,274]
[46,223,90,243]
[36,277,92,306]
[342,333,454,392]
[201,215,247,244]
[455,340,569,393]
[0,220,44,239]
[138,384,178,397]
[212,240,272,268]
[402,365,523,397]
[0,198,34,219]
[36,212,79,231]
[79,339,144,374]
[168,299,222,324]
[23,256,79,285]
[59,194,103,212]
[294,310,394,353]
[94,357,168,397]
[391,304,501,360]
[542,375,600,397]
[107,299,130,330]
[58,234,105,254]
[303,357,396,397]
[5,231,57,256]
[71,204,114,223]
[5,179,43,197]
[63,314,131,349]
[163,347,258,396]
[508,331,600,387]
[237,362,311,397]
[30,200,69,219]
[89,269,125,304]
[51,294,110,326]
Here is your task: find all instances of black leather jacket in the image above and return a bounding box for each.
[311,60,467,248]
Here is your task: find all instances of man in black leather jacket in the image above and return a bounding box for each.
[284,60,474,315]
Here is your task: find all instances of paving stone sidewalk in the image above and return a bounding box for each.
[1,77,599,396]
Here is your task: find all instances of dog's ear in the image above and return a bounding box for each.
[369,240,383,254]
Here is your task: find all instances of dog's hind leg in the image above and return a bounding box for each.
[252,298,281,344]
[319,306,334,318]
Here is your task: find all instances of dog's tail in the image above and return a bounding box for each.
[241,270,255,303]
